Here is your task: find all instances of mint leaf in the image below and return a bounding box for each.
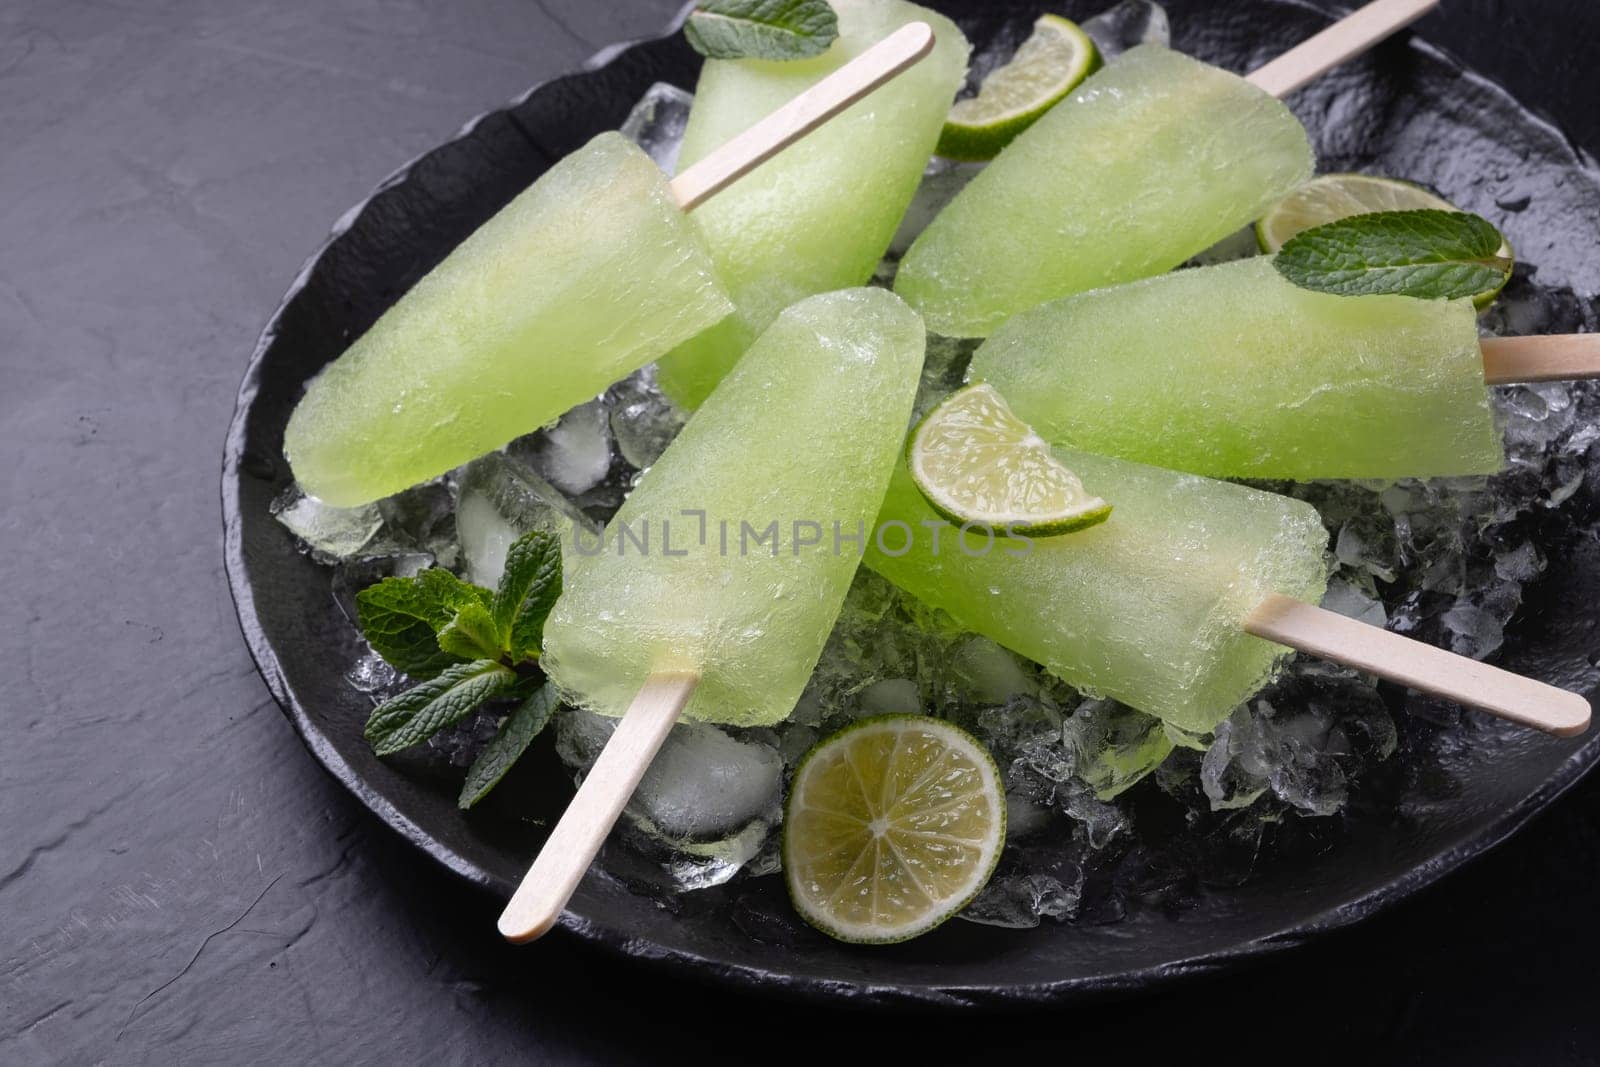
[458,683,560,809]
[685,0,838,61]
[1273,209,1512,301]
[364,659,516,756]
[492,530,563,661]
[356,569,492,678]
[437,601,505,662]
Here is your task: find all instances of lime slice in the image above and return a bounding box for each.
[908,382,1111,535]
[783,715,1005,944]
[936,14,1100,162]
[1256,174,1514,307]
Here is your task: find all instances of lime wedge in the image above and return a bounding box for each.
[783,715,1005,944]
[908,382,1111,535]
[936,14,1100,162]
[1257,174,1514,308]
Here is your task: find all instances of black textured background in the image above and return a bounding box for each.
[4,0,1599,1062]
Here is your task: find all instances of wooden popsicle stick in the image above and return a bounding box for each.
[1245,593,1591,737]
[1481,334,1600,386]
[668,21,936,211]
[1247,0,1439,99]
[498,671,699,943]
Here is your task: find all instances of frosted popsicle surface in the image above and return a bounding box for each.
[542,289,926,727]
[866,451,1329,733]
[654,0,969,409]
[284,133,733,506]
[972,256,1503,480]
[894,44,1314,338]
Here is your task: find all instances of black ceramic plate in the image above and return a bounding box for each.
[224,0,1600,1005]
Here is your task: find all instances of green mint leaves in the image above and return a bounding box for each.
[684,0,839,61]
[459,683,559,810]
[1273,209,1513,302]
[354,529,565,803]
[357,569,492,678]
[493,530,563,661]
[364,659,518,757]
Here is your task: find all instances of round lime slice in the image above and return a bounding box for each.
[908,382,1112,536]
[935,14,1100,162]
[783,714,1006,944]
[1256,173,1514,308]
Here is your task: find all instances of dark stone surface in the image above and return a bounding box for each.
[4,0,1599,1061]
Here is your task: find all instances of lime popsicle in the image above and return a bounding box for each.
[654,0,969,409]
[970,256,1503,481]
[284,132,733,506]
[542,289,926,727]
[867,450,1330,734]
[894,43,1314,337]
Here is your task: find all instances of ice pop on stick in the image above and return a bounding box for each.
[868,450,1331,735]
[970,258,1600,481]
[284,22,937,507]
[541,289,925,727]
[895,0,1439,338]
[867,446,1590,737]
[971,256,1499,481]
[502,289,926,942]
[655,0,969,410]
[283,133,733,507]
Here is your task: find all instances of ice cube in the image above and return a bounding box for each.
[1063,698,1174,799]
[1199,666,1394,818]
[1082,1,1170,59]
[1493,541,1543,582]
[1055,779,1130,846]
[1440,600,1505,660]
[272,485,384,562]
[620,81,694,174]
[455,451,597,589]
[507,399,614,497]
[607,366,687,470]
[555,709,782,844]
[376,477,460,569]
[344,649,400,697]
[660,821,772,891]
[1321,577,1388,627]
[961,871,1083,928]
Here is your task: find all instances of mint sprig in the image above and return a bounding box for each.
[459,683,559,810]
[685,0,839,61]
[354,529,566,803]
[1273,209,1513,301]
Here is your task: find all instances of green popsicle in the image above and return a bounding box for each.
[970,256,1503,480]
[654,0,969,409]
[895,43,1314,338]
[542,289,926,727]
[284,132,733,506]
[866,450,1329,734]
